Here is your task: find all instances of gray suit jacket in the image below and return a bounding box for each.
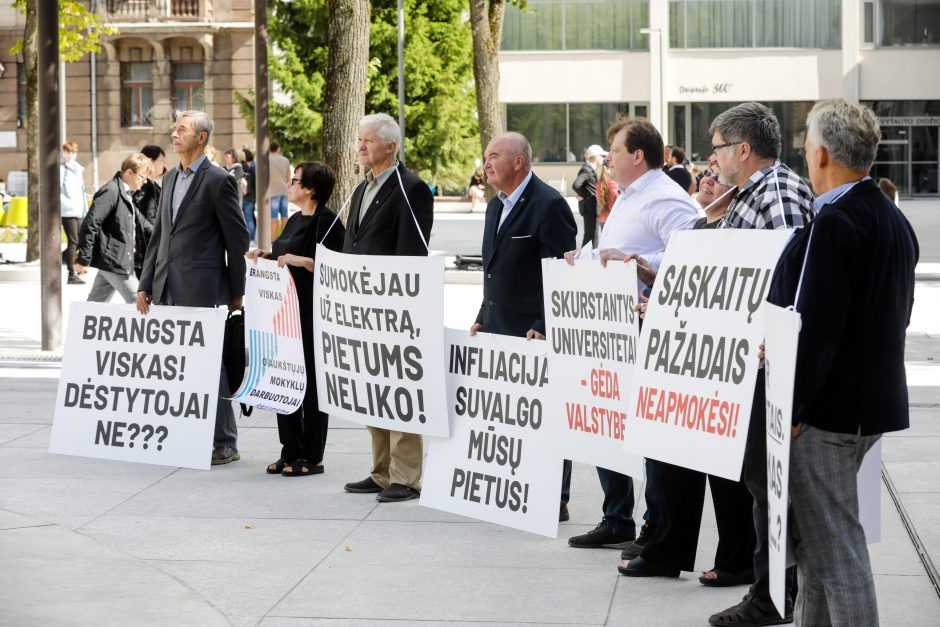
[138,157,249,307]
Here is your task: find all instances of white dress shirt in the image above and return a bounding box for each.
[497,170,533,231]
[593,168,699,291]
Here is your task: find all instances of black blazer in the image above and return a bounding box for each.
[76,173,137,275]
[572,162,597,217]
[475,174,577,336]
[139,157,249,307]
[343,163,433,257]
[767,178,919,435]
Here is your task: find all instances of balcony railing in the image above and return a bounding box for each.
[103,0,203,21]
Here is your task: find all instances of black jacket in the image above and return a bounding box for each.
[767,178,919,435]
[133,179,160,276]
[76,173,138,275]
[343,162,434,257]
[572,162,598,217]
[476,174,577,336]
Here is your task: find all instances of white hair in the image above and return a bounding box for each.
[359,113,402,156]
[494,131,532,169]
[806,100,880,173]
[177,110,214,141]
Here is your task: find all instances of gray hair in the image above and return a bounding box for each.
[709,102,781,160]
[495,131,532,169]
[359,113,402,156]
[806,100,880,173]
[177,110,214,140]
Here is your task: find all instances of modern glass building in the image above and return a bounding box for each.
[499,0,940,197]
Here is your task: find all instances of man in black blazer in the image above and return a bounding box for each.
[572,144,606,247]
[137,110,250,466]
[343,113,434,503]
[470,131,577,520]
[766,100,918,625]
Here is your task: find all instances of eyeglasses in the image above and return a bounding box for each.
[711,141,741,152]
[290,177,300,186]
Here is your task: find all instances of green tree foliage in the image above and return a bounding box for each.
[243,0,479,193]
[11,0,116,62]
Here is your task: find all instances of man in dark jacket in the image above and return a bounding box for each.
[572,144,606,247]
[75,153,151,302]
[342,113,434,503]
[766,99,918,625]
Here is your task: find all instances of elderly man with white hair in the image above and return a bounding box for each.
[766,99,918,626]
[342,113,434,503]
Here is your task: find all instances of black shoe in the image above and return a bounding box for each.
[617,555,680,578]
[211,447,240,465]
[620,522,654,560]
[559,505,570,522]
[344,477,383,493]
[376,483,420,502]
[568,520,635,549]
[67,275,85,285]
[708,592,793,626]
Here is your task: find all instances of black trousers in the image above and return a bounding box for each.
[581,209,597,247]
[639,464,755,573]
[276,324,328,463]
[61,217,80,277]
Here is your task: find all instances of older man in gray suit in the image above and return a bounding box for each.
[137,110,250,466]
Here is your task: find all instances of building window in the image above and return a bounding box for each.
[670,0,841,49]
[172,62,205,112]
[17,62,28,129]
[879,0,940,46]
[506,102,632,163]
[121,62,154,126]
[502,0,649,51]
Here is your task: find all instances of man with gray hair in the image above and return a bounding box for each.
[765,99,918,625]
[343,113,434,503]
[138,110,250,466]
[471,131,577,521]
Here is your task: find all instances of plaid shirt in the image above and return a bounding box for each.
[722,160,815,230]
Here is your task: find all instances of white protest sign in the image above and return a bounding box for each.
[229,258,306,414]
[764,302,800,619]
[50,302,225,470]
[313,245,448,436]
[625,229,792,480]
[421,329,562,538]
[542,258,644,477]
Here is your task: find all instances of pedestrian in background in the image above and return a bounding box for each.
[60,140,87,285]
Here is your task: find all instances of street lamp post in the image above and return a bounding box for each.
[640,26,667,143]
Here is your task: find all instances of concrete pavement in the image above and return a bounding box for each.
[0,201,938,626]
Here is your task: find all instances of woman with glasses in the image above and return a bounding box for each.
[74,153,152,303]
[245,162,345,477]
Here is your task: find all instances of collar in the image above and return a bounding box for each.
[366,161,399,185]
[181,154,207,176]
[624,168,659,194]
[740,160,781,192]
[815,176,869,209]
[497,170,534,207]
[118,177,131,197]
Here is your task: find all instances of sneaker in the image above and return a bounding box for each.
[708,591,793,626]
[620,522,655,560]
[568,520,636,549]
[67,275,85,285]
[375,483,420,502]
[211,447,240,465]
[344,476,383,493]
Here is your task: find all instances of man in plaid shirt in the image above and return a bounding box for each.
[706,102,815,627]
[711,102,815,230]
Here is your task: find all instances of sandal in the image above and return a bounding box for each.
[699,568,754,587]
[282,459,324,477]
[266,458,290,475]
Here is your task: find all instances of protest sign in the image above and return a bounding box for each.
[624,229,791,480]
[763,302,800,619]
[542,258,644,477]
[229,258,306,414]
[313,245,448,437]
[421,329,562,538]
[50,302,225,470]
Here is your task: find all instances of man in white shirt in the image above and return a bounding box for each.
[566,117,698,553]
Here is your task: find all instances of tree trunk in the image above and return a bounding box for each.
[469,0,504,160]
[322,0,370,224]
[24,0,40,262]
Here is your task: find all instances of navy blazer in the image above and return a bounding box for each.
[475,174,577,336]
[767,178,919,435]
[343,163,433,257]
[139,158,249,307]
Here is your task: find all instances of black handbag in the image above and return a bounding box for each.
[222,307,253,417]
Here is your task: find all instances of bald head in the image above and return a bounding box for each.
[484,132,533,195]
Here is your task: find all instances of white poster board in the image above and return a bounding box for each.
[542,258,644,477]
[229,258,307,414]
[313,246,449,436]
[764,302,800,619]
[624,229,791,480]
[421,329,563,538]
[50,302,225,470]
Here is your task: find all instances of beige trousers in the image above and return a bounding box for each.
[368,426,423,490]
